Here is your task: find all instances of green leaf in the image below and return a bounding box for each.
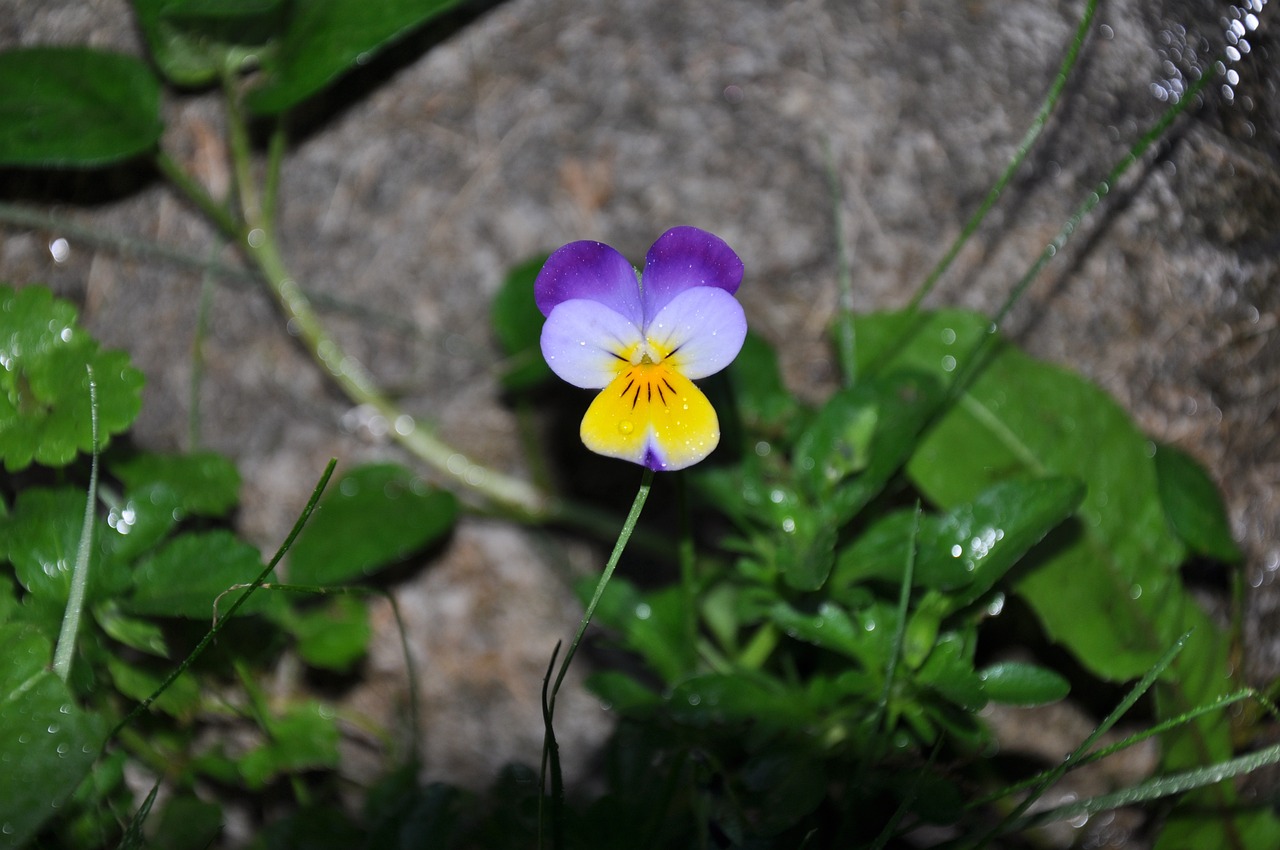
[1153,444,1242,563]
[132,0,287,86]
[244,0,465,114]
[491,255,554,392]
[0,285,144,472]
[869,309,1187,681]
[3,487,83,606]
[769,600,893,678]
[666,672,812,731]
[0,625,106,848]
[915,630,984,711]
[0,48,163,166]
[110,451,241,519]
[978,661,1070,706]
[286,463,457,586]
[125,530,275,618]
[95,451,241,564]
[95,602,170,657]
[237,701,340,789]
[793,371,944,524]
[289,595,370,672]
[834,476,1084,610]
[105,654,201,720]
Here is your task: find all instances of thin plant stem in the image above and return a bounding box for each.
[988,55,1216,334]
[874,502,920,732]
[539,467,655,848]
[824,137,857,387]
[53,365,98,682]
[906,0,1098,313]
[110,459,338,740]
[188,256,218,450]
[968,631,1192,850]
[263,118,287,228]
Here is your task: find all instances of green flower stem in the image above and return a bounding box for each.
[546,467,653,712]
[540,468,654,845]
[53,365,98,682]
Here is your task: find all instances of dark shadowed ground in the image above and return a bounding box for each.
[3,0,1278,828]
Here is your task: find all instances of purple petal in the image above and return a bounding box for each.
[534,240,643,327]
[639,227,743,322]
[540,299,643,389]
[646,287,747,380]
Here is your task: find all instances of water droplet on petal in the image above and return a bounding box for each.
[618,420,634,435]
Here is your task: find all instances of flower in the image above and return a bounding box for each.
[536,226,747,471]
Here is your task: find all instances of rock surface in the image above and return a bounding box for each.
[4,0,1278,813]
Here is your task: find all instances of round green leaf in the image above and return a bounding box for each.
[0,48,162,166]
[289,596,370,672]
[110,451,241,519]
[286,463,457,586]
[0,285,144,472]
[126,530,275,618]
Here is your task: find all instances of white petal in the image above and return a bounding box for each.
[644,287,747,380]
[540,299,643,389]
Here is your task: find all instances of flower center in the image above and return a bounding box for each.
[626,338,669,367]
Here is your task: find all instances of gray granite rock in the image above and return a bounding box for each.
[3,0,1278,809]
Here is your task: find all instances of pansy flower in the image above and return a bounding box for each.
[535,227,747,471]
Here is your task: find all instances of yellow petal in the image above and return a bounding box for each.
[580,362,720,471]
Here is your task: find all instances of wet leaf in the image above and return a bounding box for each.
[793,371,943,525]
[860,309,1188,681]
[978,661,1070,706]
[769,600,894,678]
[0,48,163,166]
[834,476,1084,610]
[0,285,144,472]
[0,624,106,849]
[110,451,241,519]
[286,463,457,586]
[244,0,465,114]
